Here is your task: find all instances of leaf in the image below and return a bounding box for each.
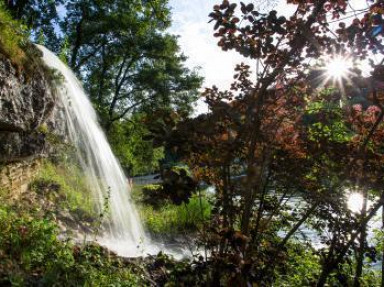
[246,3,254,12]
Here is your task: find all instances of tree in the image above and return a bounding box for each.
[108,114,165,176]
[3,0,63,51]
[56,0,202,173]
[149,1,384,286]
[4,0,203,172]
[61,0,202,131]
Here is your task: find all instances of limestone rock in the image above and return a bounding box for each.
[0,49,66,163]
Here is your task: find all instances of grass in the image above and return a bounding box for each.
[0,200,145,286]
[132,184,212,236]
[30,160,97,222]
[0,161,148,286]
[31,161,213,236]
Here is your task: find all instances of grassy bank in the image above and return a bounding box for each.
[0,160,215,286]
[0,168,147,286]
[132,184,212,237]
[30,160,97,223]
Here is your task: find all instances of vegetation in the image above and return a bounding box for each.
[108,115,165,176]
[0,3,63,88]
[30,160,96,222]
[133,184,211,236]
[0,3,27,66]
[0,180,146,286]
[3,0,63,51]
[0,209,145,286]
[2,0,203,173]
[2,0,384,286]
[146,0,384,286]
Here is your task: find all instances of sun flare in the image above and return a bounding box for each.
[324,55,353,81]
[347,192,364,213]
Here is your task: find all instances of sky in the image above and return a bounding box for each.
[168,0,287,90]
[167,0,370,113]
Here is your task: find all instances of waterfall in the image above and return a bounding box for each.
[38,45,150,256]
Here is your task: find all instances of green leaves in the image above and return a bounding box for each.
[4,0,64,52]
[108,115,165,176]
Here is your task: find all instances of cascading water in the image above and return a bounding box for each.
[38,45,151,256]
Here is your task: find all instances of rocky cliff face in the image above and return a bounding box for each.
[0,48,66,193]
[0,51,66,163]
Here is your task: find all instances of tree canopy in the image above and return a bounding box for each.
[3,0,203,174]
[60,0,202,131]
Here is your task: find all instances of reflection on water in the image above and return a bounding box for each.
[208,186,382,269]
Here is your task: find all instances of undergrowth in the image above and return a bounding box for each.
[30,160,96,222]
[0,202,145,286]
[0,179,147,286]
[0,4,27,67]
[132,185,211,236]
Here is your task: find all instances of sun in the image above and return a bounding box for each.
[324,55,353,81]
[347,192,364,213]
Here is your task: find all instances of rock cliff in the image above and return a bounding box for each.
[0,47,66,192]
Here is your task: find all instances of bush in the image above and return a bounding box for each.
[0,4,28,68]
[0,204,145,286]
[141,184,167,206]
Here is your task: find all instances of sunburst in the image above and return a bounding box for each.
[324,55,353,82]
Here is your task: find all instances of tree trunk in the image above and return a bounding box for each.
[353,190,368,287]
[317,265,332,287]
[70,8,85,69]
[241,165,261,236]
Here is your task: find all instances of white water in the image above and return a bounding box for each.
[38,45,153,256]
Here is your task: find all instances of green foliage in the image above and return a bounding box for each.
[0,163,146,286]
[0,3,64,88]
[108,116,164,176]
[3,0,64,52]
[58,36,69,64]
[133,185,211,236]
[0,203,145,286]
[30,160,96,221]
[274,244,321,286]
[62,0,202,126]
[304,91,353,143]
[143,197,211,235]
[0,4,28,66]
[144,252,209,287]
[2,0,202,177]
[141,184,166,206]
[142,184,162,193]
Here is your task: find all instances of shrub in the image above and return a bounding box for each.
[30,160,97,222]
[0,204,145,286]
[0,4,27,67]
[141,184,167,206]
